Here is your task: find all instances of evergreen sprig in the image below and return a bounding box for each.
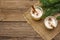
[39,0,60,19]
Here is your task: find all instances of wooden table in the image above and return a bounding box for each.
[0,0,60,40]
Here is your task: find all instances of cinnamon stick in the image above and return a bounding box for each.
[31,5,38,15]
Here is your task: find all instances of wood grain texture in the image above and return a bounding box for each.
[1,9,26,21]
[0,21,43,40]
[0,21,60,40]
[0,0,60,40]
[0,0,38,21]
[1,0,37,8]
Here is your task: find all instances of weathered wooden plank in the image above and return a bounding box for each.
[0,36,43,40]
[0,36,17,40]
[1,0,37,1]
[16,37,43,40]
[0,21,40,37]
[1,9,26,21]
[1,0,38,9]
[0,21,43,40]
[0,32,43,40]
